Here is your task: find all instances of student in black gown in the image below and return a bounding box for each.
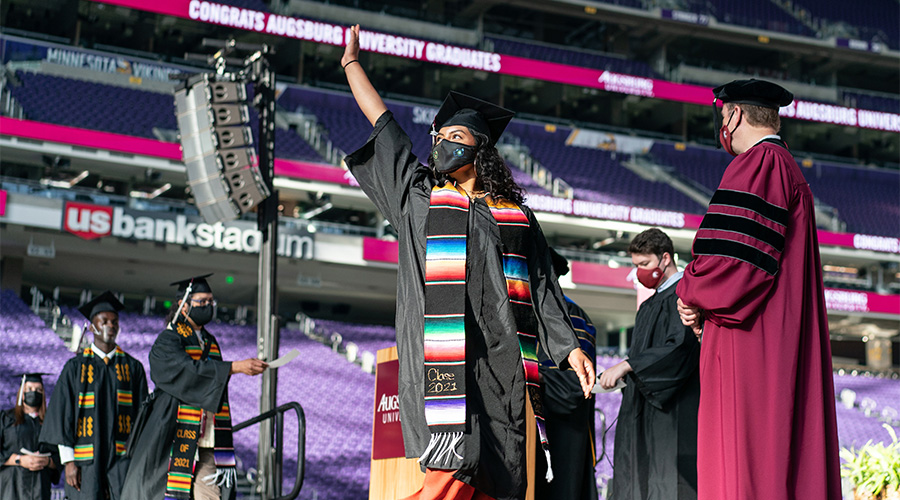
[0,373,60,500]
[341,24,594,500]
[121,274,267,500]
[40,291,148,500]
[598,228,700,500]
[536,249,598,500]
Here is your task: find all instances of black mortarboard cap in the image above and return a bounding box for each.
[432,91,515,146]
[712,79,793,109]
[549,248,570,277]
[170,273,214,296]
[22,373,46,384]
[78,291,124,321]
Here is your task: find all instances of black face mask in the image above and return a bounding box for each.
[188,304,214,326]
[431,139,477,174]
[23,391,42,408]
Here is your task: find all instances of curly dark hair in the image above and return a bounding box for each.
[429,131,526,205]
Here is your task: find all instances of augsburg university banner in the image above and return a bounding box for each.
[86,0,900,133]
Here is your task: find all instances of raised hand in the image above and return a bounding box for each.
[341,24,360,68]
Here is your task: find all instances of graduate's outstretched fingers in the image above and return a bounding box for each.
[341,24,360,68]
[598,360,632,390]
[567,348,595,398]
[231,358,269,376]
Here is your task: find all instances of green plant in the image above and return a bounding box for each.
[841,424,900,497]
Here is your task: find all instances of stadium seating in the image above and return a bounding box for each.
[2,295,899,496]
[485,37,660,79]
[506,120,706,214]
[841,90,900,114]
[6,71,324,163]
[6,68,899,235]
[650,142,900,238]
[803,163,900,237]
[0,290,70,409]
[799,0,899,50]
[9,71,177,139]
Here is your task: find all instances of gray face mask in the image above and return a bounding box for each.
[431,139,477,174]
[92,324,117,344]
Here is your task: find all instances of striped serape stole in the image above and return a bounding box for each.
[489,200,555,481]
[423,183,470,439]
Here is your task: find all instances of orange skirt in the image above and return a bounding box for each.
[401,469,495,500]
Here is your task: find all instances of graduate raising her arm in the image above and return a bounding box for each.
[341,24,594,500]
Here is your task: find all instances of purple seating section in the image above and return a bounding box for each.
[8,71,324,163]
[649,143,900,238]
[1,297,899,496]
[9,71,177,139]
[832,373,900,448]
[799,0,899,50]
[802,163,900,238]
[705,0,817,38]
[486,37,660,79]
[0,290,69,409]
[6,70,900,235]
[842,91,900,114]
[505,120,706,214]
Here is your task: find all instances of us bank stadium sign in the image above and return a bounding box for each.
[62,201,314,259]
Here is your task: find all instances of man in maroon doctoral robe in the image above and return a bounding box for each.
[675,79,841,500]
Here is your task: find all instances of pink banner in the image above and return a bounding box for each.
[570,261,635,290]
[362,237,399,264]
[86,0,900,132]
[372,358,405,460]
[0,189,6,217]
[2,117,895,255]
[0,117,182,159]
[824,288,900,316]
[274,158,356,186]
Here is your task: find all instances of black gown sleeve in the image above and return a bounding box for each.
[149,329,231,413]
[132,359,149,411]
[343,110,432,226]
[0,410,13,464]
[39,359,78,449]
[526,209,579,369]
[627,291,700,410]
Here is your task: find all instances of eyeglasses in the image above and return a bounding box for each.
[191,299,217,307]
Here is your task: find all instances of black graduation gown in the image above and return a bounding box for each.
[120,325,234,500]
[345,111,579,500]
[609,279,700,500]
[40,349,148,500]
[535,298,598,500]
[0,410,60,500]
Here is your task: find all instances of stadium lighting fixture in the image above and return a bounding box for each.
[129,183,172,199]
[40,170,89,189]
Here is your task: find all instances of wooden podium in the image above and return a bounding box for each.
[369,347,536,500]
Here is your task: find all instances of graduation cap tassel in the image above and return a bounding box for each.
[543,445,554,483]
[17,374,25,407]
[175,281,194,324]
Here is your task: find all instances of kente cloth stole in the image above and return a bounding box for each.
[165,321,236,500]
[74,346,135,463]
[421,183,553,479]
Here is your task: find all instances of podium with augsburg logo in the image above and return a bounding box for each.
[369,346,537,500]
